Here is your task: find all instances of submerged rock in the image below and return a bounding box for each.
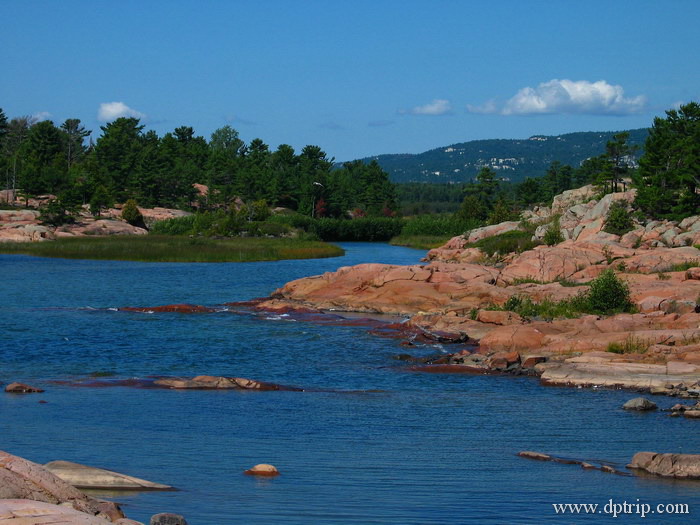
[628,452,700,479]
[44,460,173,491]
[120,304,216,314]
[518,450,627,475]
[153,375,301,391]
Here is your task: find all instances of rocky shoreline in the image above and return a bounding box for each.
[254,186,700,397]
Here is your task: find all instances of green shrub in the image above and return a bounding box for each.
[489,294,584,320]
[490,269,633,319]
[543,216,564,246]
[121,199,144,227]
[585,268,633,315]
[603,200,634,236]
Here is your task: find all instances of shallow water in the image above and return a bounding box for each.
[1,243,699,524]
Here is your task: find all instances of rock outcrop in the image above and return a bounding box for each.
[0,203,190,243]
[628,452,700,479]
[0,450,124,521]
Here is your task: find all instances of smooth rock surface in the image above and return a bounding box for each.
[244,464,280,476]
[44,461,173,491]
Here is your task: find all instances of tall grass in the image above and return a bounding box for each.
[0,235,344,263]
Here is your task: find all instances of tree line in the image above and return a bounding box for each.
[0,112,397,218]
[1,102,697,224]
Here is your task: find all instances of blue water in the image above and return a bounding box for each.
[1,242,699,524]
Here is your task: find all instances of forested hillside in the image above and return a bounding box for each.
[360,129,648,184]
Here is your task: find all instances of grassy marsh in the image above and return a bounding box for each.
[0,235,344,263]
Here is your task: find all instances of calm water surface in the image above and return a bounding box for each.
[1,243,699,524]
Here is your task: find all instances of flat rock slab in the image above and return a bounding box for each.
[540,362,700,391]
[0,499,114,524]
[44,461,173,491]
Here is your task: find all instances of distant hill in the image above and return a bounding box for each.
[356,129,648,184]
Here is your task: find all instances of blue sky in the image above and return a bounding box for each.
[2,1,698,161]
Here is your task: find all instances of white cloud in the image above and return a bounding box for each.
[97,102,146,122]
[32,111,52,121]
[401,99,453,116]
[468,79,646,116]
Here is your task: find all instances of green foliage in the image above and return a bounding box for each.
[151,210,404,242]
[39,198,77,226]
[634,102,700,220]
[471,230,540,257]
[540,161,574,202]
[595,132,636,194]
[543,216,564,246]
[150,214,197,235]
[310,217,404,241]
[89,185,113,217]
[121,199,144,226]
[585,269,633,315]
[456,194,487,222]
[400,214,480,237]
[489,295,587,320]
[603,200,634,235]
[487,198,518,225]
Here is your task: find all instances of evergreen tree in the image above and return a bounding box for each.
[20,120,67,194]
[94,117,145,200]
[60,119,91,168]
[596,132,635,194]
[635,102,700,220]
